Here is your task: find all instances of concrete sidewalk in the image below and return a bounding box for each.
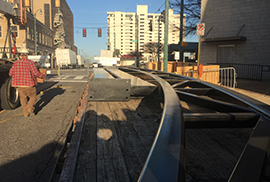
[234,79,270,106]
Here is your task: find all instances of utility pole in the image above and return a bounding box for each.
[136,15,139,67]
[179,0,184,62]
[158,15,161,62]
[163,0,169,72]
[34,13,37,54]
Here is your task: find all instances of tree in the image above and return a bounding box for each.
[144,42,164,62]
[113,49,121,57]
[128,51,137,57]
[170,0,201,36]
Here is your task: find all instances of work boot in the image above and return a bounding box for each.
[28,111,35,116]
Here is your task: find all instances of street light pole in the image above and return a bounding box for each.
[136,15,139,67]
[179,0,184,62]
[34,9,42,55]
[163,0,169,72]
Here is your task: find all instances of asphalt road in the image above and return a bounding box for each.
[0,69,89,182]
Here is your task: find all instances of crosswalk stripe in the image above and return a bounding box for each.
[74,76,84,79]
[61,76,69,79]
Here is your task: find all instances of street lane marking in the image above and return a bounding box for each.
[74,76,84,79]
[61,76,69,79]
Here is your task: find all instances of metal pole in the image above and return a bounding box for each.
[163,0,169,72]
[34,12,37,54]
[158,16,160,62]
[179,0,184,62]
[8,18,12,58]
[197,35,201,79]
[136,15,139,67]
[58,31,60,48]
[197,35,201,66]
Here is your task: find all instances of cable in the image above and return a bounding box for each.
[155,2,165,13]
[0,113,24,123]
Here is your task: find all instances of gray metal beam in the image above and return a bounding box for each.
[106,67,157,96]
[121,68,185,182]
[0,0,14,15]
[184,112,259,129]
[228,116,270,182]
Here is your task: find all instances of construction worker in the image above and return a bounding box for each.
[9,48,46,117]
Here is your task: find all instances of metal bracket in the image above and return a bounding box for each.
[88,78,131,101]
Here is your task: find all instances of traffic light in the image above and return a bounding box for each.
[83,29,87,37]
[149,20,153,31]
[98,28,102,37]
[161,10,165,23]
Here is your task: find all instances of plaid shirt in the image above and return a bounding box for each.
[9,58,45,87]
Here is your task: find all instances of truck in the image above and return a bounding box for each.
[93,57,120,67]
[76,55,85,67]
[0,0,21,109]
[0,59,20,110]
[28,55,51,68]
[55,49,77,68]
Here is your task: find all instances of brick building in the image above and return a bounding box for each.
[0,0,76,67]
[200,0,270,79]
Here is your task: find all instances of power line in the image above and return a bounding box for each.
[155,2,165,13]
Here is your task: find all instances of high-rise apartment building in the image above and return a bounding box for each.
[107,5,183,60]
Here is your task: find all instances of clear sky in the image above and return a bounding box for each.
[66,0,198,60]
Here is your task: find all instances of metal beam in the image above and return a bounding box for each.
[176,90,252,113]
[184,112,259,129]
[121,68,186,182]
[228,116,270,181]
[0,0,14,15]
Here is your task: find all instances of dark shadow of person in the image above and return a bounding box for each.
[34,87,65,114]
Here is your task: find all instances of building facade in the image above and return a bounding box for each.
[107,5,183,60]
[200,0,270,79]
[0,0,76,66]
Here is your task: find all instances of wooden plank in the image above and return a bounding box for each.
[74,102,97,181]
[59,96,88,182]
[109,101,150,181]
[96,102,130,182]
[186,128,252,180]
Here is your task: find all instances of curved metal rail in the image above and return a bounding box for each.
[53,67,270,181]
[121,67,270,181]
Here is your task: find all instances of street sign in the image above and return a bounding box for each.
[196,23,205,36]
[132,40,137,42]
[174,52,179,60]
[181,41,188,47]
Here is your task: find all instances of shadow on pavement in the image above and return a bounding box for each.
[0,142,61,182]
[236,79,270,96]
[35,87,65,114]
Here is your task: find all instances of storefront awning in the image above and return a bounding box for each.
[202,36,247,43]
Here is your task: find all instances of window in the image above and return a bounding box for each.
[27,27,30,39]
[31,29,34,40]
[42,34,45,44]
[39,33,41,43]
[0,26,2,37]
[10,26,18,37]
